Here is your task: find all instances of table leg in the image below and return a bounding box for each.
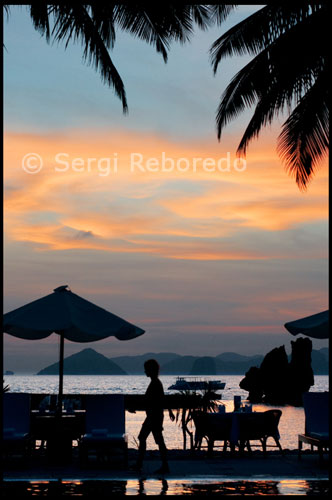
[298,438,303,460]
[47,435,73,463]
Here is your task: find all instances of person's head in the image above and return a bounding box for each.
[144,359,160,378]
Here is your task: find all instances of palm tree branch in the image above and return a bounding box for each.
[210,4,322,73]
[188,5,213,30]
[113,5,200,63]
[236,54,325,155]
[277,72,329,189]
[208,5,237,25]
[88,5,116,50]
[215,8,326,139]
[115,7,169,62]
[29,2,51,41]
[50,5,128,112]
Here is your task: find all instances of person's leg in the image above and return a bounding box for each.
[136,419,151,469]
[152,425,169,473]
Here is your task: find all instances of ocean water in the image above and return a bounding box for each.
[4,374,328,451]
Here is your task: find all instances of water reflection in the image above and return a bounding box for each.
[278,479,330,496]
[135,479,168,495]
[2,479,329,496]
[180,480,280,495]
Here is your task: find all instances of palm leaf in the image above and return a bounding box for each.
[189,5,213,30]
[113,5,202,62]
[277,71,329,189]
[212,4,328,187]
[89,4,116,50]
[29,3,51,41]
[208,5,237,25]
[211,5,317,72]
[50,5,128,112]
[234,9,326,154]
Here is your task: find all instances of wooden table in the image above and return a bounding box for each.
[30,410,86,462]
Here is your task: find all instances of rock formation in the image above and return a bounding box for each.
[240,338,315,406]
[287,337,314,405]
[239,366,263,403]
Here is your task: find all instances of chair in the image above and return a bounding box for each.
[3,393,32,460]
[298,392,329,464]
[195,410,283,456]
[192,412,233,455]
[79,394,127,467]
[238,410,283,455]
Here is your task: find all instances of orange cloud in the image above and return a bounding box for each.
[4,128,328,260]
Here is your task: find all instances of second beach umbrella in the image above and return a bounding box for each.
[284,310,329,339]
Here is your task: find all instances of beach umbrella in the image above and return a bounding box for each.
[3,285,145,408]
[284,310,329,339]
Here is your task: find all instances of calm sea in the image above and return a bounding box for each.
[5,374,328,451]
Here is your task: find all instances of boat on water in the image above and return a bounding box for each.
[168,376,225,392]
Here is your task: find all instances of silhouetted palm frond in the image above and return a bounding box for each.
[29,3,51,41]
[3,379,10,392]
[25,4,212,112]
[189,5,214,30]
[211,4,328,188]
[208,5,237,25]
[277,70,329,190]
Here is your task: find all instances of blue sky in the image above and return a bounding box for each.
[4,6,256,137]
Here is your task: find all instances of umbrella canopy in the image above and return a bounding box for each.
[284,310,329,339]
[3,285,145,408]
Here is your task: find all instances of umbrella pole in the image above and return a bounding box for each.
[58,332,64,413]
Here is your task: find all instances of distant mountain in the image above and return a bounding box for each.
[161,354,264,375]
[311,350,329,375]
[161,350,325,375]
[215,359,263,374]
[216,352,263,363]
[318,347,329,360]
[190,357,217,375]
[110,352,180,374]
[37,348,127,375]
[37,347,328,376]
[160,356,198,375]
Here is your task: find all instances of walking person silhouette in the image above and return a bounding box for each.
[134,359,174,473]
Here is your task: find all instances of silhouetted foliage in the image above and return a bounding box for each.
[211,4,328,189]
[3,379,10,393]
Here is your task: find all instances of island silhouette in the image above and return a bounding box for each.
[36,347,328,376]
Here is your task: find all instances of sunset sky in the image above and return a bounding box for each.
[4,6,328,373]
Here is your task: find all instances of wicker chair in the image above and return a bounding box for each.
[238,409,283,455]
[192,411,233,455]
